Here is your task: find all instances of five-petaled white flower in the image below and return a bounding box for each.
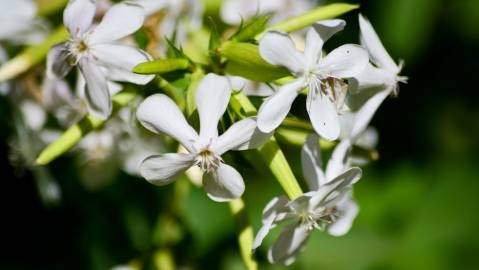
[257,20,369,141]
[47,0,154,119]
[349,14,408,95]
[136,73,271,202]
[253,134,361,265]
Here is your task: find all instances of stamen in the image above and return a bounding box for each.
[194,147,223,173]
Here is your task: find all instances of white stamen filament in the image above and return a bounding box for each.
[195,148,223,173]
[300,207,339,231]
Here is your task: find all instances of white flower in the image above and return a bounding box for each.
[339,87,392,142]
[349,14,407,95]
[257,20,369,140]
[252,135,362,265]
[221,0,314,25]
[47,0,154,119]
[136,73,271,202]
[0,0,48,44]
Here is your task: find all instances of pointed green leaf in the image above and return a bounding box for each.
[208,17,221,58]
[232,16,270,42]
[166,38,188,59]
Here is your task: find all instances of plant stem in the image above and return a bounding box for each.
[231,92,303,199]
[229,199,258,270]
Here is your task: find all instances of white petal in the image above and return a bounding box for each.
[253,195,289,250]
[47,43,73,78]
[0,0,37,19]
[359,14,399,72]
[214,117,272,154]
[63,0,95,36]
[136,0,167,16]
[257,79,303,133]
[203,163,245,202]
[78,59,111,119]
[0,19,48,44]
[319,44,369,78]
[259,31,305,74]
[20,100,46,131]
[303,28,324,68]
[306,90,340,141]
[301,134,326,190]
[262,195,289,224]
[220,0,257,25]
[42,77,75,110]
[313,19,346,42]
[327,196,359,236]
[349,88,391,139]
[310,167,362,209]
[268,223,311,266]
[287,192,317,213]
[136,94,199,152]
[348,63,396,94]
[91,44,154,84]
[90,2,144,44]
[227,75,247,91]
[242,81,275,97]
[195,74,231,143]
[140,153,196,186]
[325,140,352,180]
[355,127,379,150]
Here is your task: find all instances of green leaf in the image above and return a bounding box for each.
[232,16,270,42]
[133,58,190,75]
[0,26,69,82]
[165,38,188,59]
[220,41,291,82]
[208,17,221,58]
[35,90,138,165]
[257,3,359,39]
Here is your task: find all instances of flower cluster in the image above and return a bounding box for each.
[0,0,406,267]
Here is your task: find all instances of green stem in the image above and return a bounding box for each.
[35,90,138,165]
[231,92,303,199]
[229,199,258,270]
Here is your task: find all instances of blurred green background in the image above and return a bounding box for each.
[1,0,479,269]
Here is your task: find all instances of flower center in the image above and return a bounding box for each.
[300,207,339,231]
[195,148,222,173]
[66,36,90,65]
[305,70,348,112]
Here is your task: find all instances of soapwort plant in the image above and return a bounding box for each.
[0,0,407,268]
